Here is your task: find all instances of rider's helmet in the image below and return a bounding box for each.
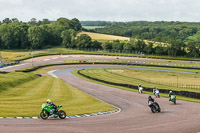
[139,84,141,87]
[46,99,51,104]
[169,91,172,94]
[148,95,152,99]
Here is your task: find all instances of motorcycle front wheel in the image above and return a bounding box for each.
[40,112,49,120]
[59,110,66,119]
[151,106,156,113]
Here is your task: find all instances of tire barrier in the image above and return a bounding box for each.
[77,70,200,99]
[0,71,9,74]
[0,62,20,68]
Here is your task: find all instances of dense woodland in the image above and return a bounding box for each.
[0,18,82,50]
[1,19,200,57]
[83,21,200,57]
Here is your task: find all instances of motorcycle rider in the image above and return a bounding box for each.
[138,84,143,94]
[46,99,57,114]
[148,95,155,105]
[155,88,160,98]
[169,91,175,101]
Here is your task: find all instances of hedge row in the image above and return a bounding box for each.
[77,70,200,99]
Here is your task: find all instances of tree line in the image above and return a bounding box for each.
[83,21,200,57]
[1,19,200,57]
[0,17,82,50]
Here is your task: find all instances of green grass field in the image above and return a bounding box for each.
[73,69,200,103]
[0,51,31,62]
[0,72,115,117]
[77,68,200,92]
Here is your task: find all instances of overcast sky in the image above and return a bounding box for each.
[0,0,199,22]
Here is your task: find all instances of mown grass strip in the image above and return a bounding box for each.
[78,68,200,92]
[0,73,115,117]
[73,70,200,103]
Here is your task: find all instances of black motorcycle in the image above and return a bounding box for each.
[148,101,161,113]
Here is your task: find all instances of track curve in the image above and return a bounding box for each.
[0,55,200,133]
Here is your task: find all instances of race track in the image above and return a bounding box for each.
[0,55,200,133]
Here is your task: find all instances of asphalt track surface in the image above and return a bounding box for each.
[0,55,200,133]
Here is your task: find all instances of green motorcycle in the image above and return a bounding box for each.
[170,95,176,104]
[40,104,66,120]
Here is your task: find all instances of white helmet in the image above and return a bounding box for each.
[46,99,51,104]
[169,91,172,93]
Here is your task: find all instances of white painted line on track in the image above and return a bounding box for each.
[52,57,58,59]
[43,59,50,61]
[32,117,39,119]
[72,56,80,57]
[84,56,91,57]
[47,70,58,78]
[16,117,23,119]
[61,56,69,58]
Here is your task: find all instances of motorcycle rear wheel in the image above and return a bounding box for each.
[59,110,66,119]
[40,112,49,120]
[174,100,176,104]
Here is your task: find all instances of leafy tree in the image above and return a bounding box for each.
[133,39,146,52]
[101,41,112,50]
[61,29,76,48]
[28,26,45,49]
[55,18,70,29]
[123,42,133,50]
[0,23,15,49]
[70,18,82,31]
[11,18,19,23]
[29,18,37,26]
[91,40,102,49]
[112,40,123,50]
[75,34,92,48]
[2,18,12,24]
[187,42,199,57]
[155,46,167,55]
[144,42,154,54]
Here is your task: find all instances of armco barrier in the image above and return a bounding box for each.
[77,70,200,99]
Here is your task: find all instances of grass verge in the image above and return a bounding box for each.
[73,70,200,103]
[0,73,115,117]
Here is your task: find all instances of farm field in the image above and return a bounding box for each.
[77,31,130,41]
[0,72,115,117]
[82,26,106,29]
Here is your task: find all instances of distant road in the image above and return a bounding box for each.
[1,54,200,72]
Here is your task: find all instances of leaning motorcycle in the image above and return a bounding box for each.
[40,104,66,120]
[148,101,161,113]
[170,95,176,104]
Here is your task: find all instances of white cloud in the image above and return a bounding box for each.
[0,0,199,22]
[0,0,23,5]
